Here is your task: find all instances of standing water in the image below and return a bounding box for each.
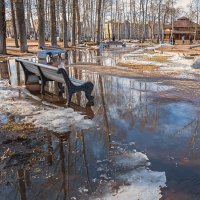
[0,48,200,200]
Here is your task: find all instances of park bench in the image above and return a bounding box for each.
[107,41,126,47]
[40,45,62,50]
[38,46,68,60]
[100,41,126,48]
[15,58,94,105]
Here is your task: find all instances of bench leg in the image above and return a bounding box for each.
[84,82,94,102]
[58,82,64,95]
[24,73,29,84]
[67,92,73,105]
[41,79,46,94]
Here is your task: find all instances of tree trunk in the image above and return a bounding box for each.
[0,0,6,54]
[75,0,81,43]
[26,0,31,39]
[72,0,76,46]
[62,0,68,47]
[157,0,162,43]
[30,4,37,40]
[133,0,136,39]
[50,0,57,46]
[15,0,28,52]
[143,0,149,41]
[10,0,19,48]
[97,0,102,44]
[38,0,45,47]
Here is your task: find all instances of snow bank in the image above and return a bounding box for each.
[0,80,94,132]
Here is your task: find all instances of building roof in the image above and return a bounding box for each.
[173,17,198,28]
[178,17,189,20]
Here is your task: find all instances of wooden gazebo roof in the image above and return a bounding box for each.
[173,17,197,28]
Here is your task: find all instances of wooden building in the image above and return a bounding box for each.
[164,17,200,40]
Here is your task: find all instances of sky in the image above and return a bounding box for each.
[176,0,191,8]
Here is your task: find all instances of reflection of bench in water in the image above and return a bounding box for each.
[15,59,94,105]
[100,41,126,48]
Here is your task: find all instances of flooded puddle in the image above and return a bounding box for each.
[0,49,200,199]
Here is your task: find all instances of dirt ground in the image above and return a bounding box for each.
[2,38,200,58]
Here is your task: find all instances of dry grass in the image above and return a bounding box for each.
[0,57,7,62]
[141,55,169,62]
[117,62,159,70]
[2,121,34,131]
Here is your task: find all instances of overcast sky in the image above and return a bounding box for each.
[176,0,191,8]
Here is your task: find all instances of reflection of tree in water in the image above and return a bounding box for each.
[96,75,161,134]
[175,119,200,162]
[13,129,99,200]
[99,75,111,147]
[0,61,9,80]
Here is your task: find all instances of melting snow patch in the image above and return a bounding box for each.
[111,169,166,200]
[93,151,166,200]
[115,152,148,168]
[0,80,94,132]
[25,108,94,132]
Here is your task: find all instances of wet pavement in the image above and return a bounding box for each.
[1,48,200,200]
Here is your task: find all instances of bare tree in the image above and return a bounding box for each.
[97,0,102,44]
[15,0,28,52]
[62,0,68,47]
[75,0,81,43]
[50,0,57,46]
[72,0,76,46]
[10,0,19,48]
[38,0,45,47]
[0,0,6,54]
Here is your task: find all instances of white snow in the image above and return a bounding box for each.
[0,80,94,132]
[93,151,166,200]
[115,152,149,168]
[121,48,195,73]
[111,169,166,200]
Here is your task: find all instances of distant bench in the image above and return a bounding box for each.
[40,45,62,50]
[100,41,126,48]
[38,46,68,60]
[15,58,94,105]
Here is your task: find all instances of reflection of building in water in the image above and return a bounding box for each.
[0,61,9,79]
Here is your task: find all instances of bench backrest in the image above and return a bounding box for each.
[16,59,65,84]
[15,59,86,88]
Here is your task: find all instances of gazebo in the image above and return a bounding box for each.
[164,17,200,40]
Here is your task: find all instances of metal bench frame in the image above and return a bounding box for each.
[16,59,94,105]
